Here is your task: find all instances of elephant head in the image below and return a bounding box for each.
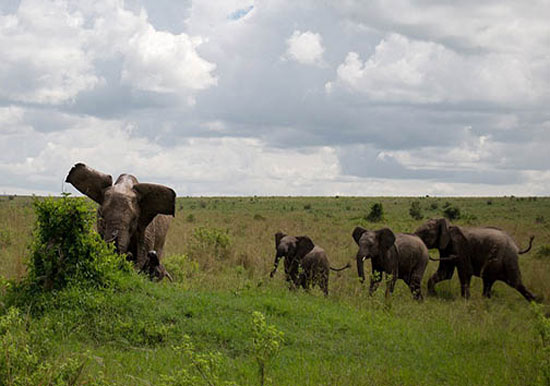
[352,226,396,282]
[414,218,451,250]
[65,163,176,260]
[141,251,173,282]
[271,232,315,282]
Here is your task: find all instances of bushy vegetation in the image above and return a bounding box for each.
[409,200,423,220]
[0,195,549,384]
[366,202,384,222]
[442,202,461,220]
[25,196,131,293]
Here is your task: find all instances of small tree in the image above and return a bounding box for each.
[409,201,423,220]
[252,311,284,386]
[366,203,384,222]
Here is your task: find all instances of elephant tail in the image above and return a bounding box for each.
[330,263,351,272]
[429,255,458,262]
[518,236,535,254]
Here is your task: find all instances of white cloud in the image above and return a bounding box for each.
[330,33,543,104]
[0,0,217,105]
[284,30,325,66]
[0,1,99,104]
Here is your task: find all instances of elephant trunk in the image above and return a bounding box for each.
[270,252,283,277]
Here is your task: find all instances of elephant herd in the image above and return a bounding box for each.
[65,163,539,302]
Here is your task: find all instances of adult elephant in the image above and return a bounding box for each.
[270,232,350,295]
[415,218,536,301]
[65,163,176,280]
[352,227,429,300]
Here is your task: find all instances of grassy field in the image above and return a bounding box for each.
[1,195,550,385]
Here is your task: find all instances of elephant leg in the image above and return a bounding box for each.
[514,283,537,302]
[409,280,423,301]
[427,263,455,296]
[385,274,397,298]
[322,277,329,296]
[482,278,495,298]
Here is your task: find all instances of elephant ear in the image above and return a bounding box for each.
[134,183,176,230]
[438,218,451,249]
[295,236,315,259]
[275,232,286,248]
[65,163,112,204]
[352,226,367,245]
[377,228,396,251]
[448,226,469,258]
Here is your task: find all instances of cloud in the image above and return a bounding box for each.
[284,30,325,66]
[329,33,543,105]
[1,0,549,196]
[0,1,100,104]
[0,0,217,105]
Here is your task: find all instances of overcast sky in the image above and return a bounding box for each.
[1,0,549,196]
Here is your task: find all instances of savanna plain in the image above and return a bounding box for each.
[1,195,550,385]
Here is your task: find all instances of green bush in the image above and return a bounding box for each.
[189,227,232,262]
[24,196,131,293]
[442,202,461,220]
[0,307,89,385]
[409,201,423,220]
[366,203,384,222]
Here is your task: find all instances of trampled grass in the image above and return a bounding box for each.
[0,195,549,384]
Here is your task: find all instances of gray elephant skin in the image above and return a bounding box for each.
[352,227,429,300]
[415,218,537,301]
[65,163,176,280]
[271,232,350,295]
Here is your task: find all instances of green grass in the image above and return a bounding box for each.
[1,195,550,384]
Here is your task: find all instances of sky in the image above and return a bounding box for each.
[1,0,549,196]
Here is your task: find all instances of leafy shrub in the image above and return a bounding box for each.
[303,204,312,210]
[23,196,131,293]
[429,202,439,210]
[366,203,384,222]
[0,307,89,385]
[442,203,461,220]
[186,213,196,223]
[160,335,236,386]
[532,303,550,383]
[252,311,284,386]
[409,201,423,220]
[189,227,232,265]
[486,200,493,205]
[536,215,545,224]
[163,254,200,282]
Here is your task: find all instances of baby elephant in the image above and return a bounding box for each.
[271,232,350,295]
[353,227,429,300]
[140,251,173,282]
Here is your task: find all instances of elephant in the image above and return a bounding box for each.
[140,251,173,282]
[352,227,429,300]
[271,232,350,295]
[65,163,175,281]
[414,218,537,301]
